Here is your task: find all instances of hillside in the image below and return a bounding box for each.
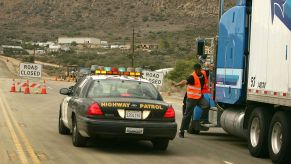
[0,0,236,43]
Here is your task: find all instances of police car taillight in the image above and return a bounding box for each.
[164,106,175,118]
[87,103,103,116]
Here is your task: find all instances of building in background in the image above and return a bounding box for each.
[58,37,101,45]
[48,44,61,52]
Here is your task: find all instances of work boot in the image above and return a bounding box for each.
[200,120,211,124]
[179,131,184,138]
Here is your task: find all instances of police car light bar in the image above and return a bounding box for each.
[95,67,142,77]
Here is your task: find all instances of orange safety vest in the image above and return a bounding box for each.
[201,70,210,94]
[187,72,202,99]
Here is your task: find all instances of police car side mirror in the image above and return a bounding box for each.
[60,88,71,95]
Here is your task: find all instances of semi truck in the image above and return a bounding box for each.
[194,0,291,163]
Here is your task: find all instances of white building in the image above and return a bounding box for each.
[110,45,119,49]
[60,45,71,52]
[58,37,101,45]
[48,44,61,52]
[1,45,23,50]
[119,45,131,50]
[100,41,108,45]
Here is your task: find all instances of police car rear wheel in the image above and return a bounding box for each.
[72,117,87,147]
[58,109,70,135]
[152,139,169,151]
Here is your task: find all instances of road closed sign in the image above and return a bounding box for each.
[19,63,42,78]
[142,71,164,87]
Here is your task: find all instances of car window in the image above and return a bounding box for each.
[87,79,161,100]
[74,77,89,97]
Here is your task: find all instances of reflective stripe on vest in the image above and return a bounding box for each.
[187,92,202,96]
[201,70,210,94]
[187,72,201,99]
[187,86,201,90]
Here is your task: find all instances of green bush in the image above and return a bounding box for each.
[22,56,35,63]
[142,16,149,22]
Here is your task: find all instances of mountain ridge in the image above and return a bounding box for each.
[0,0,236,42]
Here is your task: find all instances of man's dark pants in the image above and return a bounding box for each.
[180,97,210,132]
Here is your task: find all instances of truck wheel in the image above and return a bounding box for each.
[152,139,169,151]
[268,111,291,163]
[248,107,272,157]
[58,109,70,135]
[188,120,200,134]
[72,117,87,147]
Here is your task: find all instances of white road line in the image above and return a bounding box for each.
[224,161,234,164]
[0,95,29,164]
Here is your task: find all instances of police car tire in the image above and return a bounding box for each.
[247,107,272,158]
[268,111,291,164]
[59,109,70,135]
[152,139,169,151]
[72,117,87,147]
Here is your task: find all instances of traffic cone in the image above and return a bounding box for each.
[41,80,47,94]
[24,80,30,94]
[10,79,16,92]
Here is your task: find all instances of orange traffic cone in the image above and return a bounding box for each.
[41,80,47,94]
[10,79,16,92]
[24,80,30,94]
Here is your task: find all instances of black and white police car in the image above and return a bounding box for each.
[58,68,177,150]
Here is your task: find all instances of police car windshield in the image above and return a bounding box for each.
[87,79,160,100]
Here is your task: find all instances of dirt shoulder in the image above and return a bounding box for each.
[0,55,50,78]
[0,55,20,76]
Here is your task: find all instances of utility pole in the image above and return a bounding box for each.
[131,27,135,67]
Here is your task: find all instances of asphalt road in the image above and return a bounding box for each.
[0,60,271,164]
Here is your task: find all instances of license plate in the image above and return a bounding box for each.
[125,110,142,119]
[125,127,144,134]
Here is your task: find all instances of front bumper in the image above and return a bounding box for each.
[77,116,177,140]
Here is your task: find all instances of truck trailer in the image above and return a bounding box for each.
[201,0,291,163]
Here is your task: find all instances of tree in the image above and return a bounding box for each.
[71,41,77,47]
[23,56,35,63]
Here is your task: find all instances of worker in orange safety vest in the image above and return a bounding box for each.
[173,63,210,138]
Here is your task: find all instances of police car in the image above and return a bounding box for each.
[58,67,177,150]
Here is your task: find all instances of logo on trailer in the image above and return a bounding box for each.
[271,0,291,31]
